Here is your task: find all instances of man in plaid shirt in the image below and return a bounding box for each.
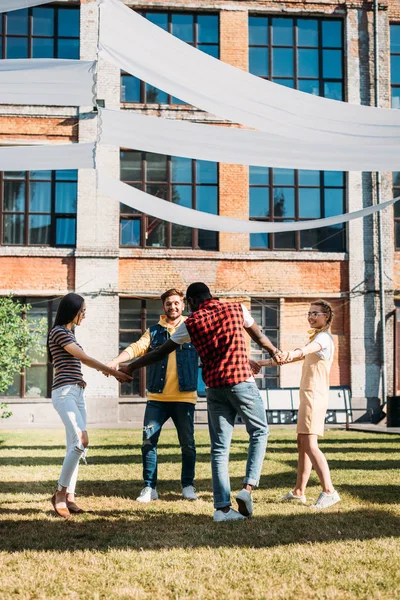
[121,282,282,521]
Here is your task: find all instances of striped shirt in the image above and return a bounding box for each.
[49,325,86,390]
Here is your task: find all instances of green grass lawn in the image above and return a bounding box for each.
[0,427,399,600]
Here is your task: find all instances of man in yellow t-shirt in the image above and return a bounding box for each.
[107,289,198,503]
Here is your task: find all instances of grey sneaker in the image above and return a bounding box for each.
[213,508,247,522]
[312,490,341,509]
[136,486,158,503]
[182,485,197,500]
[236,489,253,516]
[280,491,307,505]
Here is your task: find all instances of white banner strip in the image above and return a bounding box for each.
[0,59,95,106]
[0,0,54,12]
[98,173,399,234]
[98,0,400,144]
[0,143,95,170]
[101,109,400,172]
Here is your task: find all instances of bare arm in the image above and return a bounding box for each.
[245,321,280,357]
[63,342,132,382]
[107,330,151,369]
[257,340,322,367]
[120,339,179,375]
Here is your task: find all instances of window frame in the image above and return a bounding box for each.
[250,299,280,389]
[390,23,400,109]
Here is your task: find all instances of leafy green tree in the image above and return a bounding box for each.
[0,297,47,419]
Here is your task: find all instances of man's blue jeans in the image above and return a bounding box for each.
[206,382,269,509]
[142,400,196,489]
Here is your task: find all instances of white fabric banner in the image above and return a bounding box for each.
[101,109,400,172]
[0,143,95,170]
[0,59,95,106]
[0,0,54,12]
[98,0,400,144]
[98,173,399,234]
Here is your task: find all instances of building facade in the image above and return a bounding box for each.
[0,0,399,426]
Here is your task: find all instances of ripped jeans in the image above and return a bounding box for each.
[142,400,196,489]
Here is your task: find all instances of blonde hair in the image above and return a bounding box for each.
[308,299,334,340]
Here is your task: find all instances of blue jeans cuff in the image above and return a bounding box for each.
[243,477,259,488]
[214,500,232,509]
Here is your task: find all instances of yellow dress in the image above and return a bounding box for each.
[296,334,334,437]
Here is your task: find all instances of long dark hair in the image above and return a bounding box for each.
[47,293,85,363]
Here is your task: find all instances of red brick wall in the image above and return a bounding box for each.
[0,258,75,291]
[0,117,78,141]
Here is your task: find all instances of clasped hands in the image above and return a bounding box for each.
[249,349,295,375]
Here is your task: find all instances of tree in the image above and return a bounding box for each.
[0,297,47,419]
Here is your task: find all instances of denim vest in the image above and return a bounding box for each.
[147,323,198,394]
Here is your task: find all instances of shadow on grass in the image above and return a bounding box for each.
[282,458,400,471]
[0,508,398,552]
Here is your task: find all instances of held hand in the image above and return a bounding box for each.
[277,351,292,364]
[249,359,261,375]
[104,360,118,377]
[112,368,132,383]
[272,349,286,364]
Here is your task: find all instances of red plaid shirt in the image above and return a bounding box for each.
[185,299,253,388]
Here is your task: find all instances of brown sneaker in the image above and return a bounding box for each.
[51,494,71,519]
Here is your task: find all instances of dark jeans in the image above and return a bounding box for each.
[142,400,196,489]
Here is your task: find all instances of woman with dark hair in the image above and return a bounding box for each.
[48,293,131,519]
[256,299,340,510]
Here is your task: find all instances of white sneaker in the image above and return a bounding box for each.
[182,485,197,500]
[312,490,341,509]
[236,489,253,516]
[280,491,307,505]
[213,508,247,522]
[136,486,158,503]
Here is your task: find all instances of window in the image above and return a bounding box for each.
[121,12,219,103]
[1,169,77,246]
[248,17,346,252]
[394,173,400,249]
[3,297,59,399]
[0,6,80,59]
[120,151,218,250]
[250,299,280,389]
[391,24,400,109]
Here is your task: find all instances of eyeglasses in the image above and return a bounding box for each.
[307,311,326,318]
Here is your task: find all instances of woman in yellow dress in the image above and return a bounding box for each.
[256,299,340,509]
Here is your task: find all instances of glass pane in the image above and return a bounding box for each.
[25,366,47,397]
[249,16,268,46]
[264,304,278,327]
[273,78,294,88]
[146,183,167,200]
[32,7,54,35]
[58,8,80,38]
[32,37,54,58]
[30,182,51,212]
[298,49,318,77]
[198,15,218,43]
[172,185,192,208]
[324,82,343,101]
[172,14,193,42]
[299,170,319,186]
[301,225,344,251]
[322,20,342,48]
[55,182,77,213]
[250,232,269,249]
[6,37,28,59]
[172,224,192,247]
[273,188,295,218]
[121,218,141,247]
[324,188,344,217]
[120,298,141,330]
[250,166,269,185]
[272,18,293,46]
[394,200,400,219]
[146,154,167,182]
[250,187,269,218]
[4,181,25,212]
[273,168,294,185]
[56,217,76,245]
[392,88,400,110]
[29,214,51,244]
[145,85,168,104]
[58,39,79,60]
[146,218,167,247]
[7,9,28,34]
[272,48,293,77]
[198,45,218,58]
[298,79,320,96]
[121,75,141,102]
[4,171,24,179]
[249,47,268,77]
[274,230,296,249]
[146,13,168,31]
[324,171,344,186]
[172,157,192,183]
[396,222,400,250]
[121,151,141,181]
[323,49,342,78]
[30,170,52,180]
[390,24,400,53]
[393,172,400,187]
[3,214,24,244]
[4,372,21,397]
[197,186,218,214]
[251,302,263,325]
[198,229,218,250]
[299,188,321,218]
[196,160,217,183]
[55,170,77,181]
[391,56,400,85]
[297,19,318,47]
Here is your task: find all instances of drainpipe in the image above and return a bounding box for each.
[373,0,388,410]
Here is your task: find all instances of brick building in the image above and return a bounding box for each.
[0,0,399,426]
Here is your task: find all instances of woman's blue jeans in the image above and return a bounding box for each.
[207,382,269,509]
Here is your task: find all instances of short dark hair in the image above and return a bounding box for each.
[186,282,212,302]
[161,288,184,304]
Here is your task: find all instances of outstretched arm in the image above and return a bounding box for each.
[120,339,179,375]
[245,321,281,359]
[257,340,322,367]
